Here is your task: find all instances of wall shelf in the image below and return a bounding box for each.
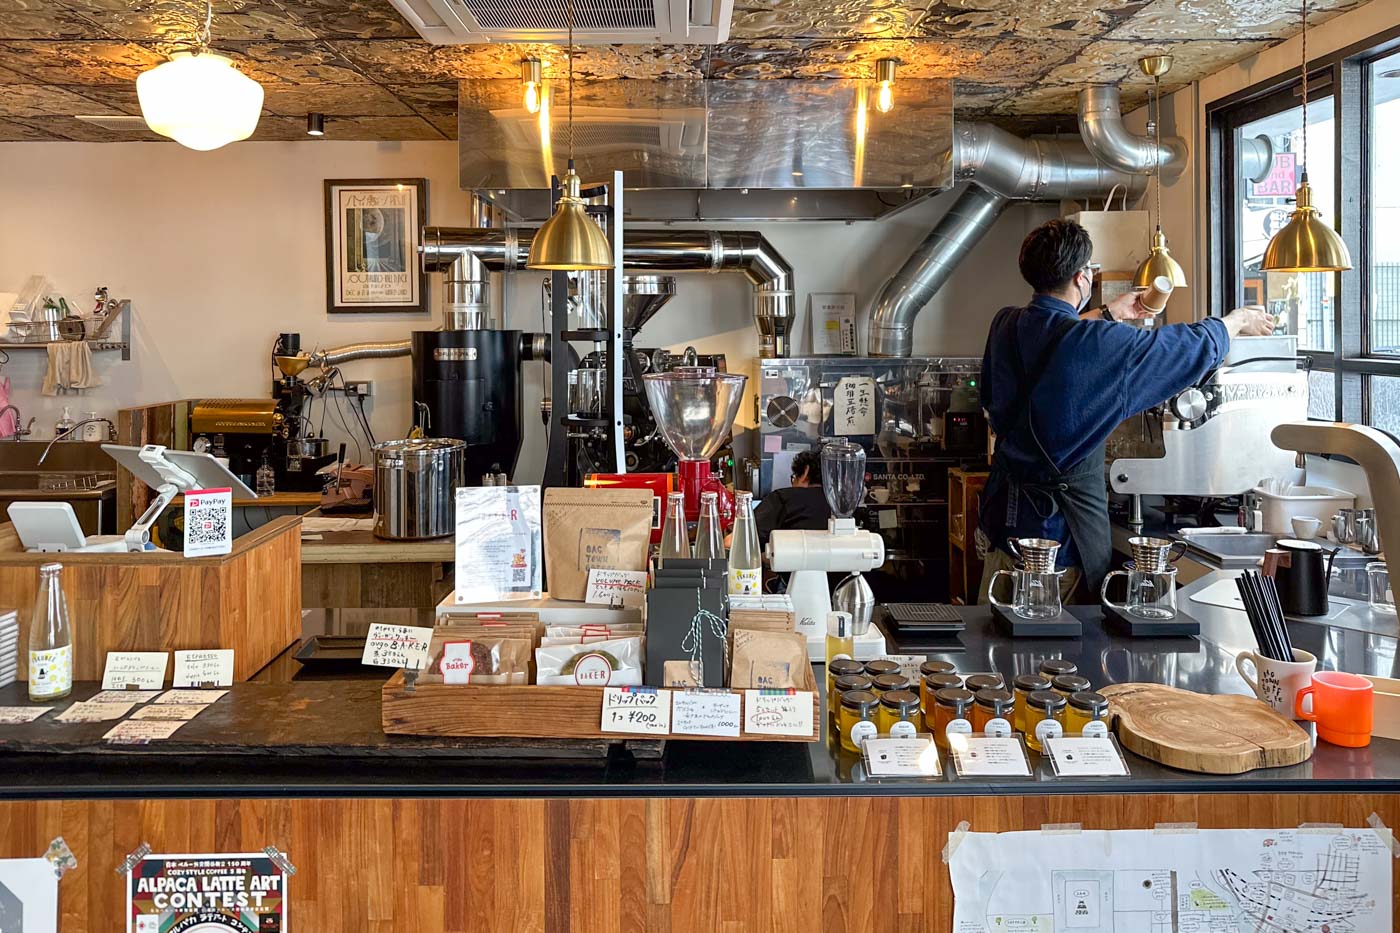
[0,299,132,361]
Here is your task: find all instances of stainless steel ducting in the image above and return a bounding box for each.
[312,339,413,367]
[1240,134,1276,184]
[1078,86,1187,176]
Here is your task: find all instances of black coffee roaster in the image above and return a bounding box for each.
[411,329,547,482]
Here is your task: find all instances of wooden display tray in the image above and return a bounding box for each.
[381,666,820,742]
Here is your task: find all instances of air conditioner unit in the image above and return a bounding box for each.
[390,0,732,44]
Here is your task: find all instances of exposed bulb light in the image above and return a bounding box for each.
[306,112,325,136]
[521,58,543,114]
[875,58,897,114]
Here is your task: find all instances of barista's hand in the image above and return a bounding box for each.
[1108,290,1156,321]
[1223,304,1276,338]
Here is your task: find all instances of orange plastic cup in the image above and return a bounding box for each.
[1295,671,1374,748]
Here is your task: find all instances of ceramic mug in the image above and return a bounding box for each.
[1295,670,1374,748]
[1236,648,1316,719]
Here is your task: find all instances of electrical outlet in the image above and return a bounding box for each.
[341,380,374,398]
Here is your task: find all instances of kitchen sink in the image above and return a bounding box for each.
[1182,532,1278,559]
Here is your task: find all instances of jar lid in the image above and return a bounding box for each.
[919,660,956,677]
[963,673,1006,693]
[974,687,1015,713]
[1038,659,1078,678]
[1069,690,1109,714]
[880,689,922,714]
[934,687,976,711]
[1052,674,1092,694]
[828,658,865,679]
[840,689,879,711]
[924,672,962,690]
[864,659,900,678]
[834,674,873,693]
[1028,689,1067,711]
[1013,673,1050,692]
[872,673,910,692]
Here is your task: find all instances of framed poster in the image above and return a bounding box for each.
[323,178,428,314]
[127,852,288,933]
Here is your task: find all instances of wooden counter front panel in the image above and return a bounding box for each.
[1,793,1397,932]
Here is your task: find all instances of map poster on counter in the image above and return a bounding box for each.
[0,857,59,932]
[128,852,288,933]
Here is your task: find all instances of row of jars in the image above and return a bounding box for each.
[828,657,1110,755]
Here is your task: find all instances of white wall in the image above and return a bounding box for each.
[0,140,1047,482]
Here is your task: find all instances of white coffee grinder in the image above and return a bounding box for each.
[767,440,887,659]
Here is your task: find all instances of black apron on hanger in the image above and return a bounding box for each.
[991,310,1112,595]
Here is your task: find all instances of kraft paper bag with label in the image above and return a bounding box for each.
[543,487,654,601]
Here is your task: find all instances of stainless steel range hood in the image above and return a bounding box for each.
[458,78,953,221]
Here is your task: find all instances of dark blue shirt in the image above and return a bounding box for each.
[979,294,1230,568]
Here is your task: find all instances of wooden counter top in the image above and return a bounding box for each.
[300,526,454,564]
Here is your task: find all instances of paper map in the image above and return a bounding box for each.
[950,828,1392,932]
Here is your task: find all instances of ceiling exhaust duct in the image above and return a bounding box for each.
[1077,86,1187,176]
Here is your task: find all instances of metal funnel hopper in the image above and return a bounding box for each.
[642,366,747,462]
[623,275,677,334]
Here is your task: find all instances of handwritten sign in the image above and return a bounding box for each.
[361,623,434,671]
[88,690,160,704]
[155,689,227,705]
[743,689,814,737]
[833,376,875,436]
[54,700,137,723]
[671,690,741,737]
[0,707,51,724]
[600,687,672,735]
[101,652,169,690]
[103,719,186,744]
[585,569,648,608]
[173,649,235,688]
[131,704,211,721]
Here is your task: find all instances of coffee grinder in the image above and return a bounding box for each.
[641,366,746,525]
[767,440,887,657]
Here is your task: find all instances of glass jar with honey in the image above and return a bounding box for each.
[932,687,976,750]
[1051,674,1091,699]
[1024,689,1067,753]
[921,672,962,716]
[1038,658,1077,679]
[963,673,1005,694]
[827,658,866,716]
[919,660,956,680]
[864,659,900,680]
[1066,691,1110,737]
[839,689,880,753]
[877,689,923,737]
[971,688,1015,736]
[872,672,911,696]
[1012,674,1050,734]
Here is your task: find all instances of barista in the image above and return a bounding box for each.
[976,219,1275,602]
[754,449,832,549]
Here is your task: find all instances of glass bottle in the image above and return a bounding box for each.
[55,406,75,439]
[255,451,276,497]
[728,491,762,595]
[28,563,73,701]
[825,611,855,666]
[694,491,723,560]
[658,492,691,567]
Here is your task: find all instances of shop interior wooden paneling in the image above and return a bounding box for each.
[1,792,1395,932]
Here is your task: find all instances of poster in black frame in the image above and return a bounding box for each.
[323,178,428,314]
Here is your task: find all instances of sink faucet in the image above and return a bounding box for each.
[0,405,35,441]
[38,417,116,463]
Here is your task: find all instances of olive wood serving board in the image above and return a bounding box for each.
[1099,682,1311,775]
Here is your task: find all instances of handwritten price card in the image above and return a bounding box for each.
[600,687,672,736]
[173,649,235,687]
[361,623,434,671]
[672,690,741,737]
[743,689,814,737]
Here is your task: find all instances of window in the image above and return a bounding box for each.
[1368,49,1400,355]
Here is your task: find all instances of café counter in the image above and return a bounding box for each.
[0,574,1397,932]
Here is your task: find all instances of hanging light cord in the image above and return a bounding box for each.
[1153,73,1162,233]
[567,0,575,169]
[197,0,212,52]
[1299,0,1309,178]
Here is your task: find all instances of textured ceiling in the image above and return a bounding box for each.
[0,0,1368,142]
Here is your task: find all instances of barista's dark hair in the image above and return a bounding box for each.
[1018,219,1094,294]
[791,450,822,483]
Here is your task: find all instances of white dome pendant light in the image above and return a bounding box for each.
[136,0,263,151]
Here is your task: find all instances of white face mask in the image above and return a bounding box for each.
[1074,268,1093,312]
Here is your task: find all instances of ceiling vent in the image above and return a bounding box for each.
[75,115,148,131]
[389,0,732,43]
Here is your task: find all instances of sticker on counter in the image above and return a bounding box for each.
[172,649,234,688]
[671,690,741,737]
[103,719,186,745]
[101,652,169,690]
[361,623,434,671]
[743,689,814,737]
[0,706,52,723]
[862,736,942,777]
[1044,735,1131,777]
[947,734,1032,777]
[585,568,648,608]
[600,686,672,735]
[155,689,227,705]
[127,851,288,933]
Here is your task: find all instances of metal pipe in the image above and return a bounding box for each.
[1078,86,1187,176]
[1240,134,1275,184]
[312,340,412,367]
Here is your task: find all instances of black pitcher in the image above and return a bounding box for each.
[1263,539,1337,617]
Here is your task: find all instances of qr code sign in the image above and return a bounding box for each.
[183,488,233,557]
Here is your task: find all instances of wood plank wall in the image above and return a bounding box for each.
[0,793,1395,932]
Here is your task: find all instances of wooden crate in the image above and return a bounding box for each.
[382,664,820,742]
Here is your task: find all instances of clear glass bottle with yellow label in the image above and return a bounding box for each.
[827,659,866,718]
[1024,689,1067,753]
[971,688,1015,736]
[1051,673,1091,699]
[839,689,880,753]
[1065,690,1110,737]
[932,687,976,750]
[1012,674,1050,734]
[876,689,923,737]
[921,672,962,717]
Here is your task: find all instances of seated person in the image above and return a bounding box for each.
[754,449,832,550]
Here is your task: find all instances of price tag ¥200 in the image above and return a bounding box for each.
[600,687,672,735]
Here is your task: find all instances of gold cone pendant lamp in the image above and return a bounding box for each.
[1261,0,1352,273]
[1133,57,1188,290]
[526,0,613,271]
[1134,227,1188,288]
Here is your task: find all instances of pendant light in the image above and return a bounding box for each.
[874,58,897,114]
[526,0,613,271]
[136,0,263,151]
[1133,56,1188,289]
[1261,0,1353,273]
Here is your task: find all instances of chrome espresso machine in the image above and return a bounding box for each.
[758,357,987,603]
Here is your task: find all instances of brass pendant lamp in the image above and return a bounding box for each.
[1133,56,1188,289]
[1261,0,1352,273]
[526,0,613,271]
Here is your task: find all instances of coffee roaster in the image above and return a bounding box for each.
[758,356,986,603]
